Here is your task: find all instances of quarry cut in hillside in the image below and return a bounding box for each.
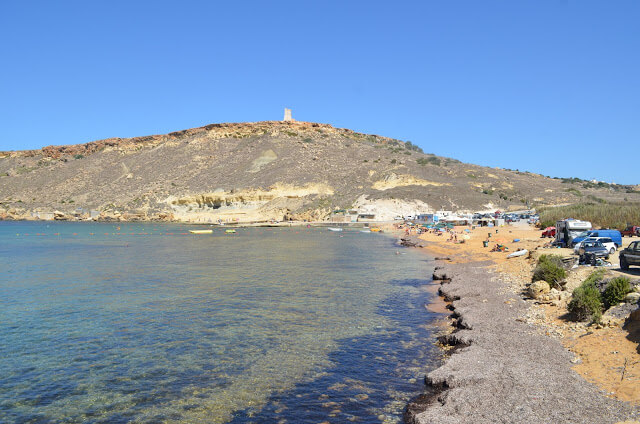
[0,120,638,222]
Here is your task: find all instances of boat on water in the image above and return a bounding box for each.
[225,229,237,234]
[327,227,343,232]
[360,230,371,233]
[370,228,382,232]
[189,229,213,234]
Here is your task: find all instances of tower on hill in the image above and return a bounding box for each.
[283,108,293,122]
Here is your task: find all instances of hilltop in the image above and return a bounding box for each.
[1,120,638,222]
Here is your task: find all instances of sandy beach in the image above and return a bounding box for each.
[398,223,640,423]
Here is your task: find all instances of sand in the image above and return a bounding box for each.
[397,222,640,423]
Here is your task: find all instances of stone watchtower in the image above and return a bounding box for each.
[283,108,293,122]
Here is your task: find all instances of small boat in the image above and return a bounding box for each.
[327,227,343,232]
[189,229,213,234]
[507,249,528,258]
[225,229,237,234]
[360,230,371,233]
[370,228,382,232]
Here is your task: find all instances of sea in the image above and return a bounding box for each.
[0,221,444,423]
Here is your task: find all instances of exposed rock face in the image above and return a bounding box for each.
[1,120,638,222]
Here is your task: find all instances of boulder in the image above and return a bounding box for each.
[599,315,623,328]
[629,307,640,323]
[625,292,640,304]
[528,280,551,299]
[432,271,450,281]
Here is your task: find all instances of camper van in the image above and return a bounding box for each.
[555,219,592,248]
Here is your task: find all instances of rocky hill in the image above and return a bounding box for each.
[1,121,638,222]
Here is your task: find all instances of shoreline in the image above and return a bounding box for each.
[409,259,639,423]
[399,229,640,423]
[0,217,389,228]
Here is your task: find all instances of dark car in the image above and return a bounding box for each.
[578,240,609,264]
[619,241,640,270]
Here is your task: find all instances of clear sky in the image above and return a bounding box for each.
[1,1,638,184]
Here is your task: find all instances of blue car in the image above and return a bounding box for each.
[571,229,622,248]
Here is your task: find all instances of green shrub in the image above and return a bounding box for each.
[417,156,440,166]
[583,268,605,286]
[532,255,566,289]
[602,277,632,308]
[568,279,603,323]
[73,154,84,159]
[538,254,565,269]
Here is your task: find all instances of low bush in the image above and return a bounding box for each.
[568,276,603,323]
[532,255,566,289]
[539,254,565,268]
[583,268,606,286]
[602,277,632,308]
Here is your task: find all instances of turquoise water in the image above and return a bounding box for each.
[0,222,442,423]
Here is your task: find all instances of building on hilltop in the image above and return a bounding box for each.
[283,108,293,122]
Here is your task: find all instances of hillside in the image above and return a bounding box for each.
[1,121,638,222]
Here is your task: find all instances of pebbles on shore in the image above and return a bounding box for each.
[408,261,640,424]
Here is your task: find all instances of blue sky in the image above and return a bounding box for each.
[1,1,638,184]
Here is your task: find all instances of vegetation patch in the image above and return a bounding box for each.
[16,166,35,174]
[568,273,604,323]
[537,202,640,230]
[602,277,632,308]
[404,141,424,153]
[558,176,639,193]
[417,156,441,166]
[532,254,566,289]
[568,272,631,322]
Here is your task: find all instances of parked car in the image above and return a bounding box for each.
[571,229,622,248]
[619,241,640,270]
[573,237,616,255]
[621,226,640,237]
[577,240,610,262]
[541,227,556,238]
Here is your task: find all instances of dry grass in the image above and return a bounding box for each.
[538,202,640,229]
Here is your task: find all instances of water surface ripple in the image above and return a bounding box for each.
[0,222,442,423]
